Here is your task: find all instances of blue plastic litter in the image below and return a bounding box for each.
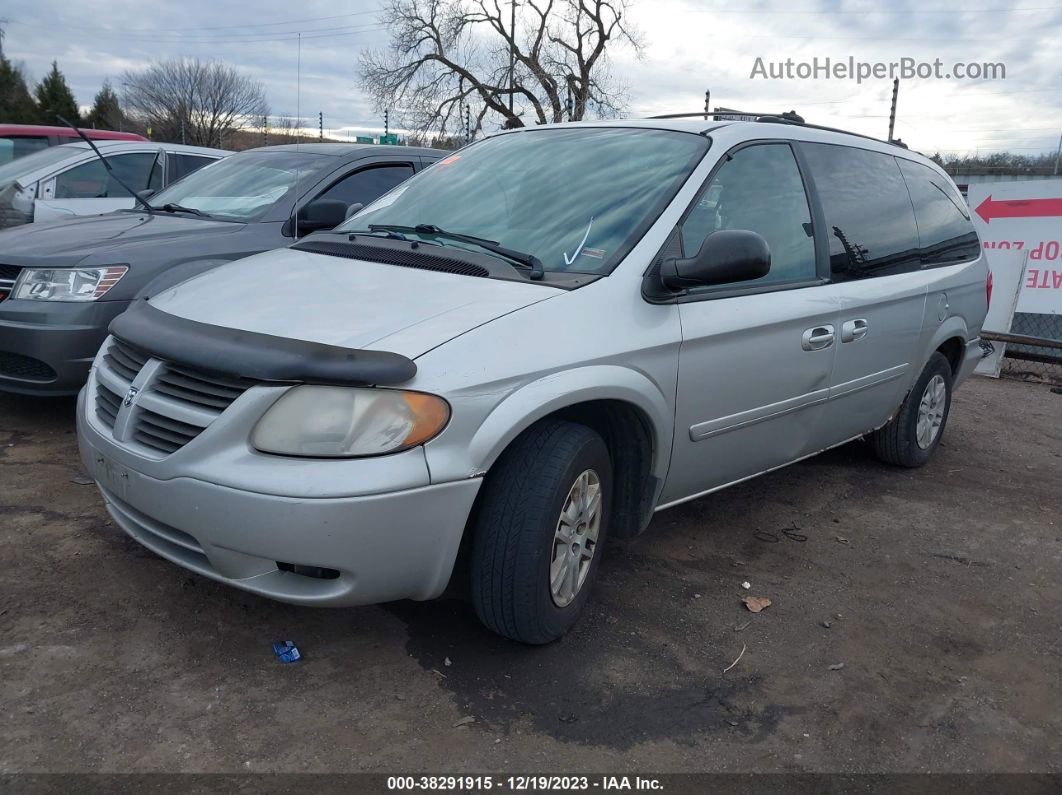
[272,641,301,663]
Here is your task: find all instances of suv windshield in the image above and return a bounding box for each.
[340,127,709,274]
[148,150,331,222]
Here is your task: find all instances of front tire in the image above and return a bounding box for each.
[470,420,612,645]
[870,352,953,467]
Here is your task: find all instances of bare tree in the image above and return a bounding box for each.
[359,0,642,140]
[121,58,269,147]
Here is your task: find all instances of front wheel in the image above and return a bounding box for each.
[470,420,612,645]
[870,352,953,467]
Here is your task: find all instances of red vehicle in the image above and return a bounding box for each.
[0,125,147,166]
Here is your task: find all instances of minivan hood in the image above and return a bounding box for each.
[148,247,563,359]
[0,212,243,266]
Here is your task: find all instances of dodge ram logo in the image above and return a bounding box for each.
[123,386,140,408]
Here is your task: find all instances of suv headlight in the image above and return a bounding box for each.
[251,386,451,458]
[12,266,128,301]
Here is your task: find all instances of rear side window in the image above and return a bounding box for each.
[316,164,415,207]
[802,143,921,281]
[896,159,980,264]
[167,153,218,184]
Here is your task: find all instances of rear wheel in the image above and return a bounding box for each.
[470,420,612,644]
[870,352,953,467]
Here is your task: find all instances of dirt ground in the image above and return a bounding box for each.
[1,376,1060,775]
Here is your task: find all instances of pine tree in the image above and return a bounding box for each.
[0,55,38,124]
[34,61,81,126]
[86,80,124,130]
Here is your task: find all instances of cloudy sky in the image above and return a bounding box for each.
[5,0,1061,155]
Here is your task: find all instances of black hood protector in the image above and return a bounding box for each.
[109,300,417,387]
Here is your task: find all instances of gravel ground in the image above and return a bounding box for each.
[1,375,1060,774]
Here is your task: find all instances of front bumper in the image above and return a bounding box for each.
[77,388,483,607]
[0,298,128,395]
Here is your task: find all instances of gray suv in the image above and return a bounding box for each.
[0,144,441,394]
[76,119,989,644]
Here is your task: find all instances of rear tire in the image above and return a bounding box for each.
[470,420,612,645]
[870,352,953,467]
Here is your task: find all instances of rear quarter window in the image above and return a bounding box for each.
[802,142,921,281]
[896,159,980,265]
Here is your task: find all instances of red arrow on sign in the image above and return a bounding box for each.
[974,194,1062,224]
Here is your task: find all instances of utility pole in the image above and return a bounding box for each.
[1054,131,1062,176]
[465,105,471,142]
[262,114,268,147]
[887,78,899,141]
[508,1,516,115]
[318,112,323,142]
[704,89,711,121]
[180,118,186,145]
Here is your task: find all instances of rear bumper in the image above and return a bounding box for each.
[0,299,127,395]
[955,337,983,389]
[77,389,482,606]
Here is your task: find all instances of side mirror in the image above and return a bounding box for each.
[297,199,349,235]
[662,229,771,290]
[344,202,364,220]
[137,188,156,201]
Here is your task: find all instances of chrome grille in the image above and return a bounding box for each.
[93,336,258,457]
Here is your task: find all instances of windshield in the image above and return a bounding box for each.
[340,127,709,274]
[0,143,83,187]
[149,151,332,222]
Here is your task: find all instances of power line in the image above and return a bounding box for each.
[8,19,386,44]
[687,4,1062,12]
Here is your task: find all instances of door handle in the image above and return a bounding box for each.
[801,325,835,351]
[841,318,869,343]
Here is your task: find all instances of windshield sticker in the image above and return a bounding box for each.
[580,247,606,260]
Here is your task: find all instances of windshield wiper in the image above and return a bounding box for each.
[369,223,544,280]
[158,203,209,218]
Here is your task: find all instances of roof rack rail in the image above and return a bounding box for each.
[648,110,803,121]
[647,109,914,151]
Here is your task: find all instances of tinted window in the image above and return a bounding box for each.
[897,159,980,264]
[0,136,51,165]
[167,153,218,184]
[802,143,921,280]
[317,164,415,207]
[679,143,816,287]
[54,152,158,199]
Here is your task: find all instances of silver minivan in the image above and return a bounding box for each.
[76,117,989,644]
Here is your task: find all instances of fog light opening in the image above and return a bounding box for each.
[277,562,341,580]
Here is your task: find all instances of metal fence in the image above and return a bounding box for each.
[983,316,1062,386]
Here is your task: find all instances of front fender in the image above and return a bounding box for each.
[426,365,674,486]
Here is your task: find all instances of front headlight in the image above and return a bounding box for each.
[12,266,128,301]
[251,386,451,458]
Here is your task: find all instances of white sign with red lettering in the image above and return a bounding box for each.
[970,179,1062,317]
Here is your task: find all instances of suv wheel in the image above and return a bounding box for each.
[870,352,953,467]
[470,420,612,644]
